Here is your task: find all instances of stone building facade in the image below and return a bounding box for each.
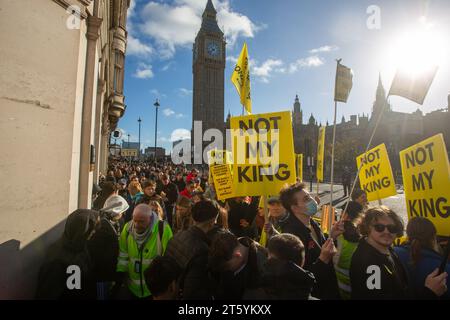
[291,75,450,183]
[0,0,130,298]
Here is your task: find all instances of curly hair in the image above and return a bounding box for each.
[358,206,404,238]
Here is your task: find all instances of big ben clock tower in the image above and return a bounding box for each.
[192,0,226,163]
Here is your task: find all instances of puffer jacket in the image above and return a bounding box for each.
[164,226,214,299]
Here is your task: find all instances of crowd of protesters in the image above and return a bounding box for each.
[35,159,449,300]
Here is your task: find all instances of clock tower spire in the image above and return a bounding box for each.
[192,0,226,163]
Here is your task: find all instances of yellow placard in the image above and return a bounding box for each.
[356,143,397,202]
[230,111,296,197]
[316,126,326,182]
[208,149,232,182]
[121,149,138,157]
[207,149,233,165]
[210,164,234,201]
[399,134,450,236]
[297,153,303,182]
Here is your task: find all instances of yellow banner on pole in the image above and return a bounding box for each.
[230,111,296,197]
[356,143,397,202]
[316,126,326,182]
[231,42,252,114]
[210,164,234,201]
[399,134,450,236]
[297,153,303,182]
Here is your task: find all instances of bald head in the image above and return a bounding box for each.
[133,204,152,234]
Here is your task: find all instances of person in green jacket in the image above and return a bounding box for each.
[115,204,173,299]
[333,201,364,299]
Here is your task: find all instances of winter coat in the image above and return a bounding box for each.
[278,213,341,300]
[244,259,316,300]
[164,226,213,299]
[87,217,121,282]
[350,238,437,300]
[213,237,268,300]
[394,244,450,299]
[36,209,98,300]
[227,199,259,239]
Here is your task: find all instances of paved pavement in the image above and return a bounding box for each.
[304,181,409,226]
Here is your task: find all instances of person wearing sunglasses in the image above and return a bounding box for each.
[350,206,447,299]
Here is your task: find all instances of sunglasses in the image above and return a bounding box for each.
[372,223,398,234]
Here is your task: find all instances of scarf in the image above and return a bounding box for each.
[128,212,158,247]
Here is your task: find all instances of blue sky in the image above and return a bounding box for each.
[119,0,450,154]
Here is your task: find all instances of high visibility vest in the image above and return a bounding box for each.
[334,234,358,300]
[117,220,173,298]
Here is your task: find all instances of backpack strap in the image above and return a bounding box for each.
[157,220,165,254]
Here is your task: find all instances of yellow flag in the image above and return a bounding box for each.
[231,43,252,114]
[316,126,326,182]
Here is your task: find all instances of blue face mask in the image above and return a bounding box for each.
[305,199,318,216]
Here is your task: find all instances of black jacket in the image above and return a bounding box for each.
[174,178,186,195]
[213,237,268,300]
[244,259,316,300]
[157,182,179,206]
[227,199,259,239]
[279,213,340,300]
[164,226,213,300]
[36,210,98,300]
[350,238,437,300]
[87,218,120,282]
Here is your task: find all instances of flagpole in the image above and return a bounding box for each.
[329,99,338,228]
[341,94,390,217]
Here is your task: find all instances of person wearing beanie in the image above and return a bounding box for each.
[88,195,129,299]
[164,200,219,299]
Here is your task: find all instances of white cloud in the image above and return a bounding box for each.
[252,59,284,83]
[163,108,176,116]
[216,1,261,45]
[171,128,191,141]
[179,88,193,96]
[287,56,324,73]
[309,45,339,54]
[150,89,167,98]
[134,63,154,79]
[158,136,171,142]
[138,0,260,59]
[128,0,136,17]
[226,55,238,64]
[163,108,184,118]
[162,61,175,71]
[127,35,154,57]
[239,55,325,83]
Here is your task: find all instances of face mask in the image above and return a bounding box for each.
[305,199,318,216]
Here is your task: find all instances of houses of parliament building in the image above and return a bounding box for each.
[191,1,449,180]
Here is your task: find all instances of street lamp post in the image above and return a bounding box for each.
[127,134,131,166]
[138,117,142,158]
[153,99,160,164]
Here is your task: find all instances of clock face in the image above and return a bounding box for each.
[207,41,220,57]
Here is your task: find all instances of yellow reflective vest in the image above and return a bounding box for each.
[117,219,173,298]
